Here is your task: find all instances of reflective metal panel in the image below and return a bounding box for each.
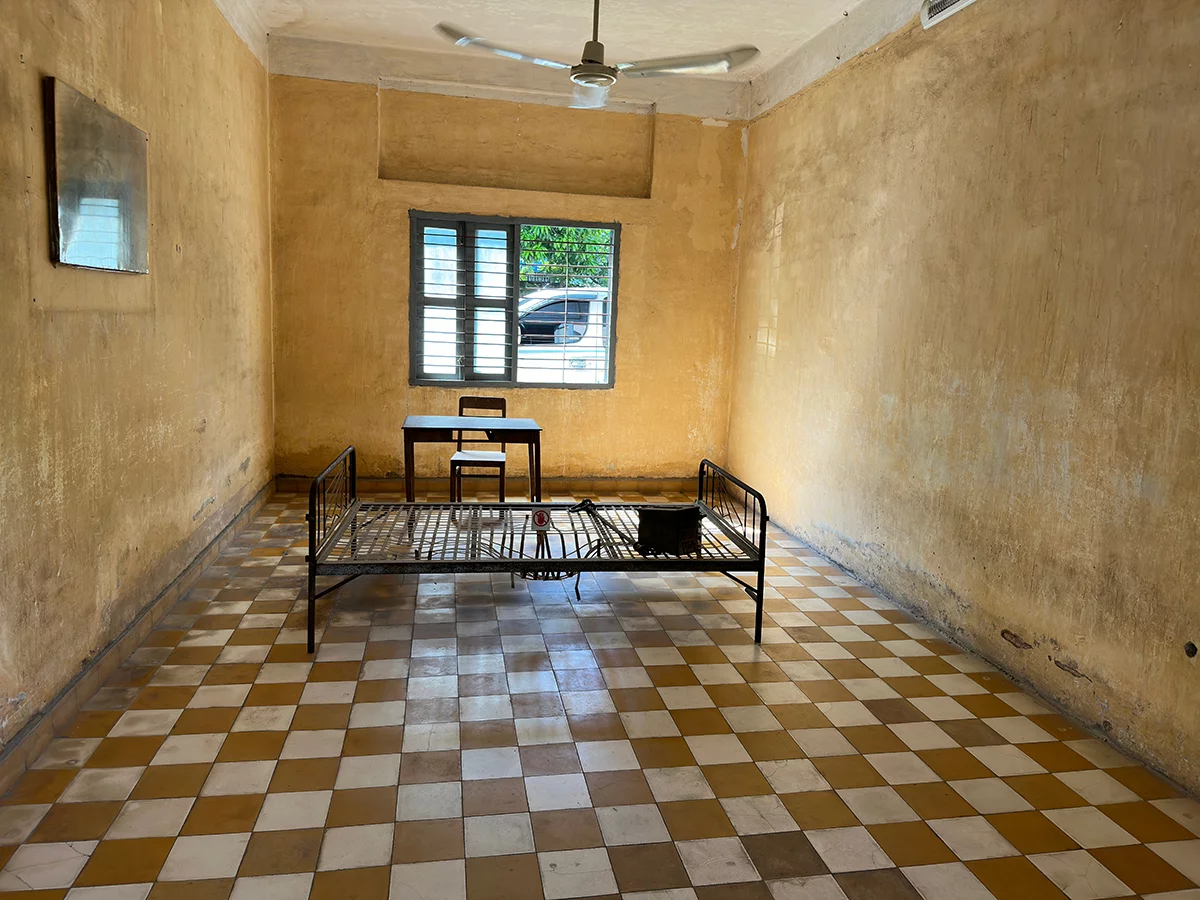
[44,78,149,274]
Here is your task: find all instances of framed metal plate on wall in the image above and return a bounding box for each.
[43,77,149,274]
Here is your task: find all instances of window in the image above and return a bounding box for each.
[68,197,123,269]
[57,182,138,272]
[409,213,619,387]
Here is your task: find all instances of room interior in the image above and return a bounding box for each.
[1,0,1197,896]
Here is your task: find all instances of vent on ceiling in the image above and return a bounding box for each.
[921,0,981,28]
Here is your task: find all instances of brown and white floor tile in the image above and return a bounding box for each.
[0,491,1196,900]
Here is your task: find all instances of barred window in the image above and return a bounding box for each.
[409,213,619,388]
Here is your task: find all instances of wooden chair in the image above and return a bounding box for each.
[450,396,507,502]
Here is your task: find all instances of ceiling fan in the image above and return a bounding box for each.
[434,0,760,109]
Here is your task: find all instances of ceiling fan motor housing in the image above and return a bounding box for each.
[581,39,605,64]
[572,40,618,86]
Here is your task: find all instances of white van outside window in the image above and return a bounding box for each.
[409,214,618,389]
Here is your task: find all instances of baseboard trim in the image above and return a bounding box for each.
[0,481,274,796]
[274,474,696,496]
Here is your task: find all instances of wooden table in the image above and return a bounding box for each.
[402,415,543,502]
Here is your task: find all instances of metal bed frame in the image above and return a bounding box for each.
[305,447,769,651]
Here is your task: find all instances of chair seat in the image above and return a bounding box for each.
[451,450,506,465]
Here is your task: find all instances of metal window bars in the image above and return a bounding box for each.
[409,214,620,388]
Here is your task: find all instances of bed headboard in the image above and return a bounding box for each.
[697,459,769,557]
[307,446,357,561]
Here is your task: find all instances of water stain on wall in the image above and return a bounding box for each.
[0,0,274,747]
[727,0,1200,791]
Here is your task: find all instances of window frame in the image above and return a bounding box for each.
[408,210,621,390]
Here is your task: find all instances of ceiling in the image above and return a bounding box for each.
[216,0,917,118]
[255,0,867,78]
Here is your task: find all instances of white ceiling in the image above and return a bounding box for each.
[215,0,918,118]
[256,0,864,77]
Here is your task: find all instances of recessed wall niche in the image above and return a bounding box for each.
[378,89,654,199]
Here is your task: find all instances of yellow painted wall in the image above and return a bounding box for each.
[7,0,1195,796]
[271,77,744,481]
[379,91,655,198]
[0,2,273,743]
[728,0,1200,789]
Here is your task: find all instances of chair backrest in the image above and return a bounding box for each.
[458,396,507,452]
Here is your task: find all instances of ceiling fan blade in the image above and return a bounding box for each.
[570,82,610,109]
[616,45,760,78]
[434,23,572,70]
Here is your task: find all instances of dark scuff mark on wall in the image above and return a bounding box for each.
[1001,629,1033,649]
[192,496,216,521]
[1053,658,1092,682]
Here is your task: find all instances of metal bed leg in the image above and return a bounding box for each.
[754,557,766,644]
[307,565,316,654]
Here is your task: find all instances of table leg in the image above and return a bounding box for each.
[404,433,416,503]
[527,440,536,502]
[534,435,542,502]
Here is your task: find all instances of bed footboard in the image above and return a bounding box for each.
[306,446,357,651]
[698,459,770,641]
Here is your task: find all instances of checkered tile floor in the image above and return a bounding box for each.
[1,490,1197,900]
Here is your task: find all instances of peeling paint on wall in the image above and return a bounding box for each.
[1000,630,1033,651]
